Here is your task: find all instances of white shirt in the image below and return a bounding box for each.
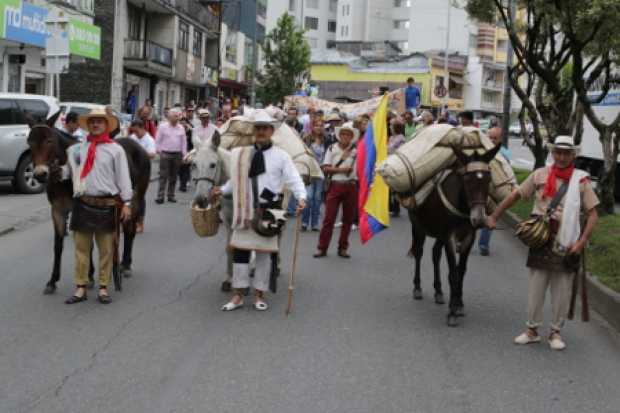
[323,143,357,181]
[221,146,307,202]
[129,132,156,156]
[191,122,218,151]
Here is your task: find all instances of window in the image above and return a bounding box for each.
[305,16,318,30]
[328,20,337,33]
[288,0,296,12]
[497,39,508,52]
[307,37,318,48]
[393,20,410,29]
[345,26,349,36]
[193,30,203,56]
[0,99,16,125]
[329,0,337,12]
[342,4,345,16]
[225,31,238,63]
[397,41,409,51]
[340,25,344,36]
[394,0,411,7]
[127,5,141,40]
[306,0,318,8]
[346,5,350,15]
[17,99,48,123]
[178,21,189,51]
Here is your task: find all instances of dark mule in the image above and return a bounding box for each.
[27,116,151,294]
[407,144,501,327]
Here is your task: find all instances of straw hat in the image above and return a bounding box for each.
[78,108,119,133]
[325,112,342,122]
[198,109,211,118]
[547,135,580,152]
[251,109,280,128]
[335,122,360,142]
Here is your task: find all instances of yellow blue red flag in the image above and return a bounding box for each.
[356,94,390,244]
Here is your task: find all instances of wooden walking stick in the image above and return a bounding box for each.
[285,214,302,316]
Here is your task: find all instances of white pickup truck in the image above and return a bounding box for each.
[575,90,620,200]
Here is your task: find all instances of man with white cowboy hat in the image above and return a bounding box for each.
[191,108,220,152]
[61,108,133,305]
[210,109,307,312]
[314,122,359,259]
[488,135,599,350]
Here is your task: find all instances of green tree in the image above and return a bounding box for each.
[465,0,620,213]
[257,14,310,104]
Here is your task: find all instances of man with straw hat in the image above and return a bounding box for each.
[62,108,133,305]
[211,109,307,312]
[488,135,599,350]
[191,109,219,152]
[314,122,359,259]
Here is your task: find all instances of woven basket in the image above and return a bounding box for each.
[190,201,221,237]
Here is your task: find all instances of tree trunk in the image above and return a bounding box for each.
[597,128,618,214]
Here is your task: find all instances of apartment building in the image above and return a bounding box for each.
[266,0,338,52]
[60,0,219,114]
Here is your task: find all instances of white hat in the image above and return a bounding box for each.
[335,122,360,142]
[198,109,210,118]
[548,135,580,152]
[251,109,280,128]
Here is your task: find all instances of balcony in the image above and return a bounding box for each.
[124,40,174,77]
[50,0,94,15]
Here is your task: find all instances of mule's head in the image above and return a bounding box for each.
[193,134,224,208]
[452,144,501,229]
[27,111,62,183]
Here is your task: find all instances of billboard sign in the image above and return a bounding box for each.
[1,0,48,47]
[68,18,100,60]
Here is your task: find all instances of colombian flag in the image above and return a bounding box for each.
[357,94,390,244]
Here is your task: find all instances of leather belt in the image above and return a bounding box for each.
[331,180,357,185]
[79,195,119,207]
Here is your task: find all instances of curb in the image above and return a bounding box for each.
[501,210,620,332]
[0,226,15,236]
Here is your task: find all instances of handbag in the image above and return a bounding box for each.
[250,175,285,238]
[514,181,568,249]
[70,198,116,233]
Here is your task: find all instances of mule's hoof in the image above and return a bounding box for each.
[434,293,445,305]
[413,289,423,300]
[220,281,232,292]
[43,284,56,295]
[455,306,465,317]
[86,280,95,290]
[447,314,459,327]
[121,267,132,278]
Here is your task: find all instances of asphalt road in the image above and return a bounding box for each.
[1,188,619,413]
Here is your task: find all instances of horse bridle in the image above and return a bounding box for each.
[435,161,491,220]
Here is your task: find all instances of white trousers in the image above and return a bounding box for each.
[232,252,271,292]
[526,268,574,331]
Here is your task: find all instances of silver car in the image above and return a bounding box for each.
[0,93,59,194]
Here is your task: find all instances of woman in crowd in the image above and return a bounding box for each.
[301,119,327,231]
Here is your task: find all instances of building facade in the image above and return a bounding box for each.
[0,0,98,95]
[60,0,219,116]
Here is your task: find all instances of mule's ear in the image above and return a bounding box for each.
[47,110,61,128]
[451,145,470,165]
[480,144,502,163]
[211,131,221,149]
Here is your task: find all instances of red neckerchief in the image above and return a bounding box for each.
[543,163,575,199]
[80,133,114,179]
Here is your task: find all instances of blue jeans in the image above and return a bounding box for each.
[302,180,324,229]
[478,228,492,252]
[287,196,297,215]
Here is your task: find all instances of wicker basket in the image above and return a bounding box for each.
[190,201,221,237]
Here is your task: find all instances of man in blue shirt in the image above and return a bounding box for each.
[404,77,421,114]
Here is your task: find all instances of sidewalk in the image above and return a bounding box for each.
[0,160,159,236]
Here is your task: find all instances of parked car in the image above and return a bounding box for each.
[0,93,59,194]
[508,121,533,137]
[58,102,130,136]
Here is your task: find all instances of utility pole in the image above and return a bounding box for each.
[249,0,258,106]
[443,0,451,114]
[501,0,516,148]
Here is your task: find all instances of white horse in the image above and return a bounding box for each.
[192,134,238,291]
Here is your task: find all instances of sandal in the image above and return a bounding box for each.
[337,250,351,258]
[97,286,112,304]
[254,300,269,311]
[221,295,244,311]
[65,285,88,305]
